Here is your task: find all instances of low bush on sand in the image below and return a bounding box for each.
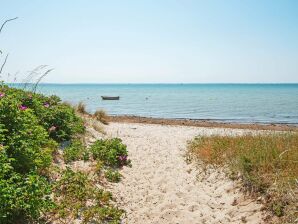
[63,139,87,163]
[52,168,123,223]
[90,138,130,184]
[91,138,130,168]
[105,169,122,183]
[188,133,298,223]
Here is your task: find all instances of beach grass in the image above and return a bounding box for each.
[188,132,298,223]
[77,101,87,114]
[94,109,109,125]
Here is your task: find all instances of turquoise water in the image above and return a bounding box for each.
[14,84,298,124]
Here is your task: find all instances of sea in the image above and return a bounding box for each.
[12,83,298,125]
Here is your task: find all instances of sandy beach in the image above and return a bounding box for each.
[104,122,267,224]
[2,2,297,223]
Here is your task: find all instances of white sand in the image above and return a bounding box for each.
[105,122,266,224]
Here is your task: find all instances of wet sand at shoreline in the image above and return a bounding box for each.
[109,115,298,132]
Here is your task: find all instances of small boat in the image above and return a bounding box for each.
[101,96,120,100]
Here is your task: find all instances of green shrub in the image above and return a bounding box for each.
[95,160,104,174]
[82,206,123,224]
[90,138,130,167]
[82,150,90,161]
[39,103,85,142]
[63,139,87,163]
[52,168,123,223]
[0,85,85,143]
[0,85,126,223]
[0,85,86,222]
[105,169,121,183]
[0,89,57,174]
[0,150,53,223]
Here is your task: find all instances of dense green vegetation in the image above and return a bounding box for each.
[0,84,129,223]
[188,133,298,223]
[91,138,130,168]
[63,139,88,163]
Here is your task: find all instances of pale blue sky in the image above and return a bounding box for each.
[1,0,298,83]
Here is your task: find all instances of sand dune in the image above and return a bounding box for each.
[105,123,266,224]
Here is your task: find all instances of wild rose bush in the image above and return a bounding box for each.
[0,84,85,223]
[90,138,130,167]
[0,85,84,142]
[0,85,126,223]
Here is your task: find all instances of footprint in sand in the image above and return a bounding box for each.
[188,204,200,212]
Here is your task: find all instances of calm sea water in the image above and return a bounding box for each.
[14,84,298,124]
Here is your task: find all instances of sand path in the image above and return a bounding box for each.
[106,122,265,224]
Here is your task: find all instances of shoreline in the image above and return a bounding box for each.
[109,115,298,131]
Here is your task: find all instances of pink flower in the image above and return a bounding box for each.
[118,155,127,161]
[0,92,5,98]
[43,102,50,108]
[19,105,28,111]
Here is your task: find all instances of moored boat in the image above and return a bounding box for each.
[101,96,120,100]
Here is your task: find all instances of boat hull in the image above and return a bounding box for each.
[101,96,120,100]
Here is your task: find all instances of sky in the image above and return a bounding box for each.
[1,0,298,83]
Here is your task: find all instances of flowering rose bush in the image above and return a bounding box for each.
[0,84,85,223]
[0,84,125,223]
[0,85,84,142]
[90,138,130,167]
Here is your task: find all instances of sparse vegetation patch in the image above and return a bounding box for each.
[51,168,123,223]
[188,133,298,223]
[105,169,122,183]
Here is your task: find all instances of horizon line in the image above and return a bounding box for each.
[8,82,298,85]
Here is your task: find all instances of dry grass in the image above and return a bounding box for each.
[94,109,109,125]
[188,132,298,223]
[76,101,87,114]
